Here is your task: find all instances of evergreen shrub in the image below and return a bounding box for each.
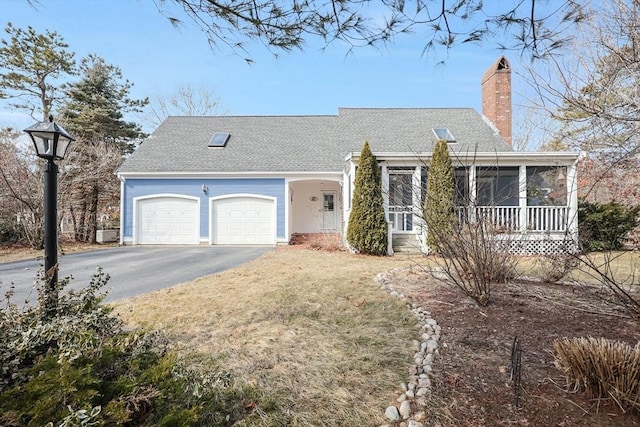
[346,141,388,255]
[579,200,640,251]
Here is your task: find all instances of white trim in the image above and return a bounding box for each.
[347,151,580,165]
[284,178,290,242]
[117,171,343,180]
[133,194,201,245]
[119,179,125,245]
[209,193,277,245]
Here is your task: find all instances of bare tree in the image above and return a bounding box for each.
[146,83,227,128]
[0,128,43,247]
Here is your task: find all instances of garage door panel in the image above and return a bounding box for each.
[137,197,198,245]
[212,197,275,245]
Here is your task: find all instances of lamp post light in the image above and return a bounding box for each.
[24,115,75,317]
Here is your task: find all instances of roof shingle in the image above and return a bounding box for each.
[118,108,511,174]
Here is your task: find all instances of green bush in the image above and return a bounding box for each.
[347,141,388,255]
[424,139,456,253]
[578,200,640,251]
[0,269,282,426]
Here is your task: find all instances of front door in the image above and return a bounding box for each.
[322,192,337,231]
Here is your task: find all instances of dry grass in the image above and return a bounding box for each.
[113,249,422,425]
[517,251,640,286]
[554,337,640,413]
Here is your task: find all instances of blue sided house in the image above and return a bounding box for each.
[117,57,580,254]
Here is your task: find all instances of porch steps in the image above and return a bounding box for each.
[392,235,423,254]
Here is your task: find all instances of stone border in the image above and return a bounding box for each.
[375,271,442,427]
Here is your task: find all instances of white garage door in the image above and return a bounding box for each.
[137,197,199,244]
[212,197,275,244]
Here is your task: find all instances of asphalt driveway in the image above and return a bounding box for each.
[0,246,273,305]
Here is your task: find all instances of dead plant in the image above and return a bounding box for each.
[428,214,518,306]
[554,337,640,413]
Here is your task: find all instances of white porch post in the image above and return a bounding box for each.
[567,160,579,237]
[284,178,290,243]
[413,165,422,228]
[519,165,527,232]
[469,165,477,223]
[381,164,389,218]
[380,164,393,255]
[344,162,356,238]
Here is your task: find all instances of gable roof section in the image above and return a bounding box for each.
[118,115,340,174]
[338,108,509,154]
[118,108,511,175]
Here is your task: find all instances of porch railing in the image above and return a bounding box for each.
[388,205,570,233]
[455,206,569,232]
[526,206,569,232]
[389,205,413,232]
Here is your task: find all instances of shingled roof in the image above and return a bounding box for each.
[117,108,511,174]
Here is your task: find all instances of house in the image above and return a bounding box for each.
[117,57,579,254]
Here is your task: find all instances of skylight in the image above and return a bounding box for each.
[432,128,456,143]
[208,132,230,148]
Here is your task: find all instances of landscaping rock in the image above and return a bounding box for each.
[399,400,412,418]
[385,405,400,422]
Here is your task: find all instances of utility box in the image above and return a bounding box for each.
[96,229,118,243]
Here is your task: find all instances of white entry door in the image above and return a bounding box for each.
[322,192,337,231]
[212,196,275,244]
[137,196,199,244]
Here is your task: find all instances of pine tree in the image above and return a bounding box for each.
[347,141,388,255]
[0,23,76,119]
[424,139,455,252]
[59,55,147,243]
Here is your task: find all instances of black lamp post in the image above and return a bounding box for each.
[24,115,75,317]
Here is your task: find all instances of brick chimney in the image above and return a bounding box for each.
[481,56,512,146]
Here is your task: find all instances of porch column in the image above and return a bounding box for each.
[469,165,477,224]
[412,165,422,229]
[381,164,389,218]
[567,160,579,236]
[519,165,527,232]
[284,178,291,242]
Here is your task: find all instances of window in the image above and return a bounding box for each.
[476,167,519,206]
[208,132,230,148]
[388,167,414,207]
[454,167,469,206]
[421,167,468,206]
[526,166,567,206]
[432,128,456,143]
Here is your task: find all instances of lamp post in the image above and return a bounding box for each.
[24,115,75,317]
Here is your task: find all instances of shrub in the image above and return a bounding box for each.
[554,337,640,413]
[536,253,579,284]
[579,200,640,252]
[424,139,455,253]
[0,269,279,425]
[347,141,388,255]
[431,217,517,306]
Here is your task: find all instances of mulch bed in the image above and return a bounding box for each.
[385,266,640,426]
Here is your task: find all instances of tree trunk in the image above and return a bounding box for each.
[87,183,99,244]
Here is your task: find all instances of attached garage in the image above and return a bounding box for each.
[136,196,199,244]
[211,195,276,245]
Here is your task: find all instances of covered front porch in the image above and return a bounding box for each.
[345,152,580,255]
[286,177,343,243]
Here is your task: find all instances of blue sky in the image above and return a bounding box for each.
[2,0,540,134]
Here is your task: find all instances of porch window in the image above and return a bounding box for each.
[526,166,569,232]
[454,167,469,206]
[476,167,519,206]
[420,167,468,206]
[526,166,567,206]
